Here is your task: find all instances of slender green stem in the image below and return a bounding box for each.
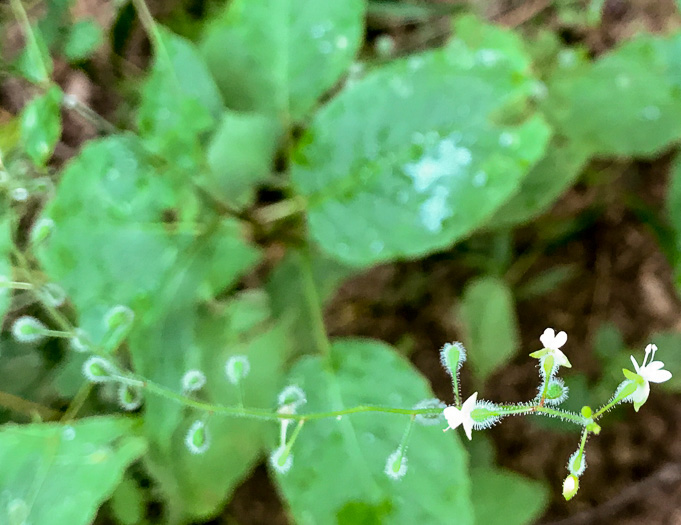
[398,415,416,452]
[0,281,33,290]
[593,381,637,419]
[255,197,306,224]
[451,371,461,408]
[10,0,49,85]
[142,377,441,421]
[299,250,332,359]
[282,420,305,456]
[236,382,245,410]
[10,246,74,334]
[492,403,585,426]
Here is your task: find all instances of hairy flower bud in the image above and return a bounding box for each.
[117,384,143,411]
[11,316,48,343]
[225,355,250,385]
[82,356,118,383]
[440,342,466,377]
[384,449,408,480]
[563,474,579,501]
[413,398,446,426]
[185,420,210,454]
[181,370,207,393]
[270,445,293,474]
[277,385,306,409]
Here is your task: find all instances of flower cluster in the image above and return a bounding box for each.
[438,328,671,500]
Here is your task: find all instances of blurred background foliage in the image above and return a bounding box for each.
[2,0,681,523]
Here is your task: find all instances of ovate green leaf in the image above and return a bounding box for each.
[265,248,354,356]
[459,276,519,382]
[544,34,681,157]
[274,339,473,525]
[35,135,198,344]
[0,417,146,525]
[471,468,548,525]
[137,27,223,170]
[200,0,365,122]
[134,291,289,521]
[491,139,590,227]
[20,86,62,166]
[16,23,52,84]
[206,110,281,209]
[292,17,550,265]
[64,19,103,61]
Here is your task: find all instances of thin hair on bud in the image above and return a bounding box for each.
[270,445,293,474]
[277,385,306,409]
[225,355,250,385]
[567,450,586,477]
[384,449,408,480]
[11,316,48,343]
[185,420,210,454]
[82,356,118,383]
[413,398,446,426]
[181,370,207,393]
[471,400,503,430]
[117,384,143,411]
[439,342,466,376]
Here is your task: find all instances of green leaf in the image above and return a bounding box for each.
[266,248,355,355]
[109,476,146,525]
[0,416,146,525]
[292,17,550,265]
[471,468,548,525]
[515,264,578,301]
[20,86,62,166]
[459,276,519,382]
[34,135,198,344]
[16,23,52,84]
[274,338,473,524]
[593,322,625,363]
[200,0,365,122]
[490,139,590,227]
[200,218,261,298]
[134,291,290,521]
[64,19,103,61]
[544,34,681,157]
[0,216,11,325]
[137,27,223,170]
[206,110,281,209]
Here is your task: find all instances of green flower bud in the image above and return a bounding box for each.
[563,474,579,501]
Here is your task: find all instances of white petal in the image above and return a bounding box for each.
[461,392,478,415]
[462,417,474,440]
[554,331,568,349]
[631,382,650,404]
[540,328,555,349]
[554,349,570,368]
[630,355,640,373]
[443,406,462,429]
[645,361,665,371]
[647,369,672,383]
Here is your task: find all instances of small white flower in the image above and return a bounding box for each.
[443,392,477,440]
[538,327,571,368]
[628,343,671,410]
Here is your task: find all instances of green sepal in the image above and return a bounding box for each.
[586,422,601,434]
[529,348,550,359]
[542,355,555,377]
[622,368,645,385]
